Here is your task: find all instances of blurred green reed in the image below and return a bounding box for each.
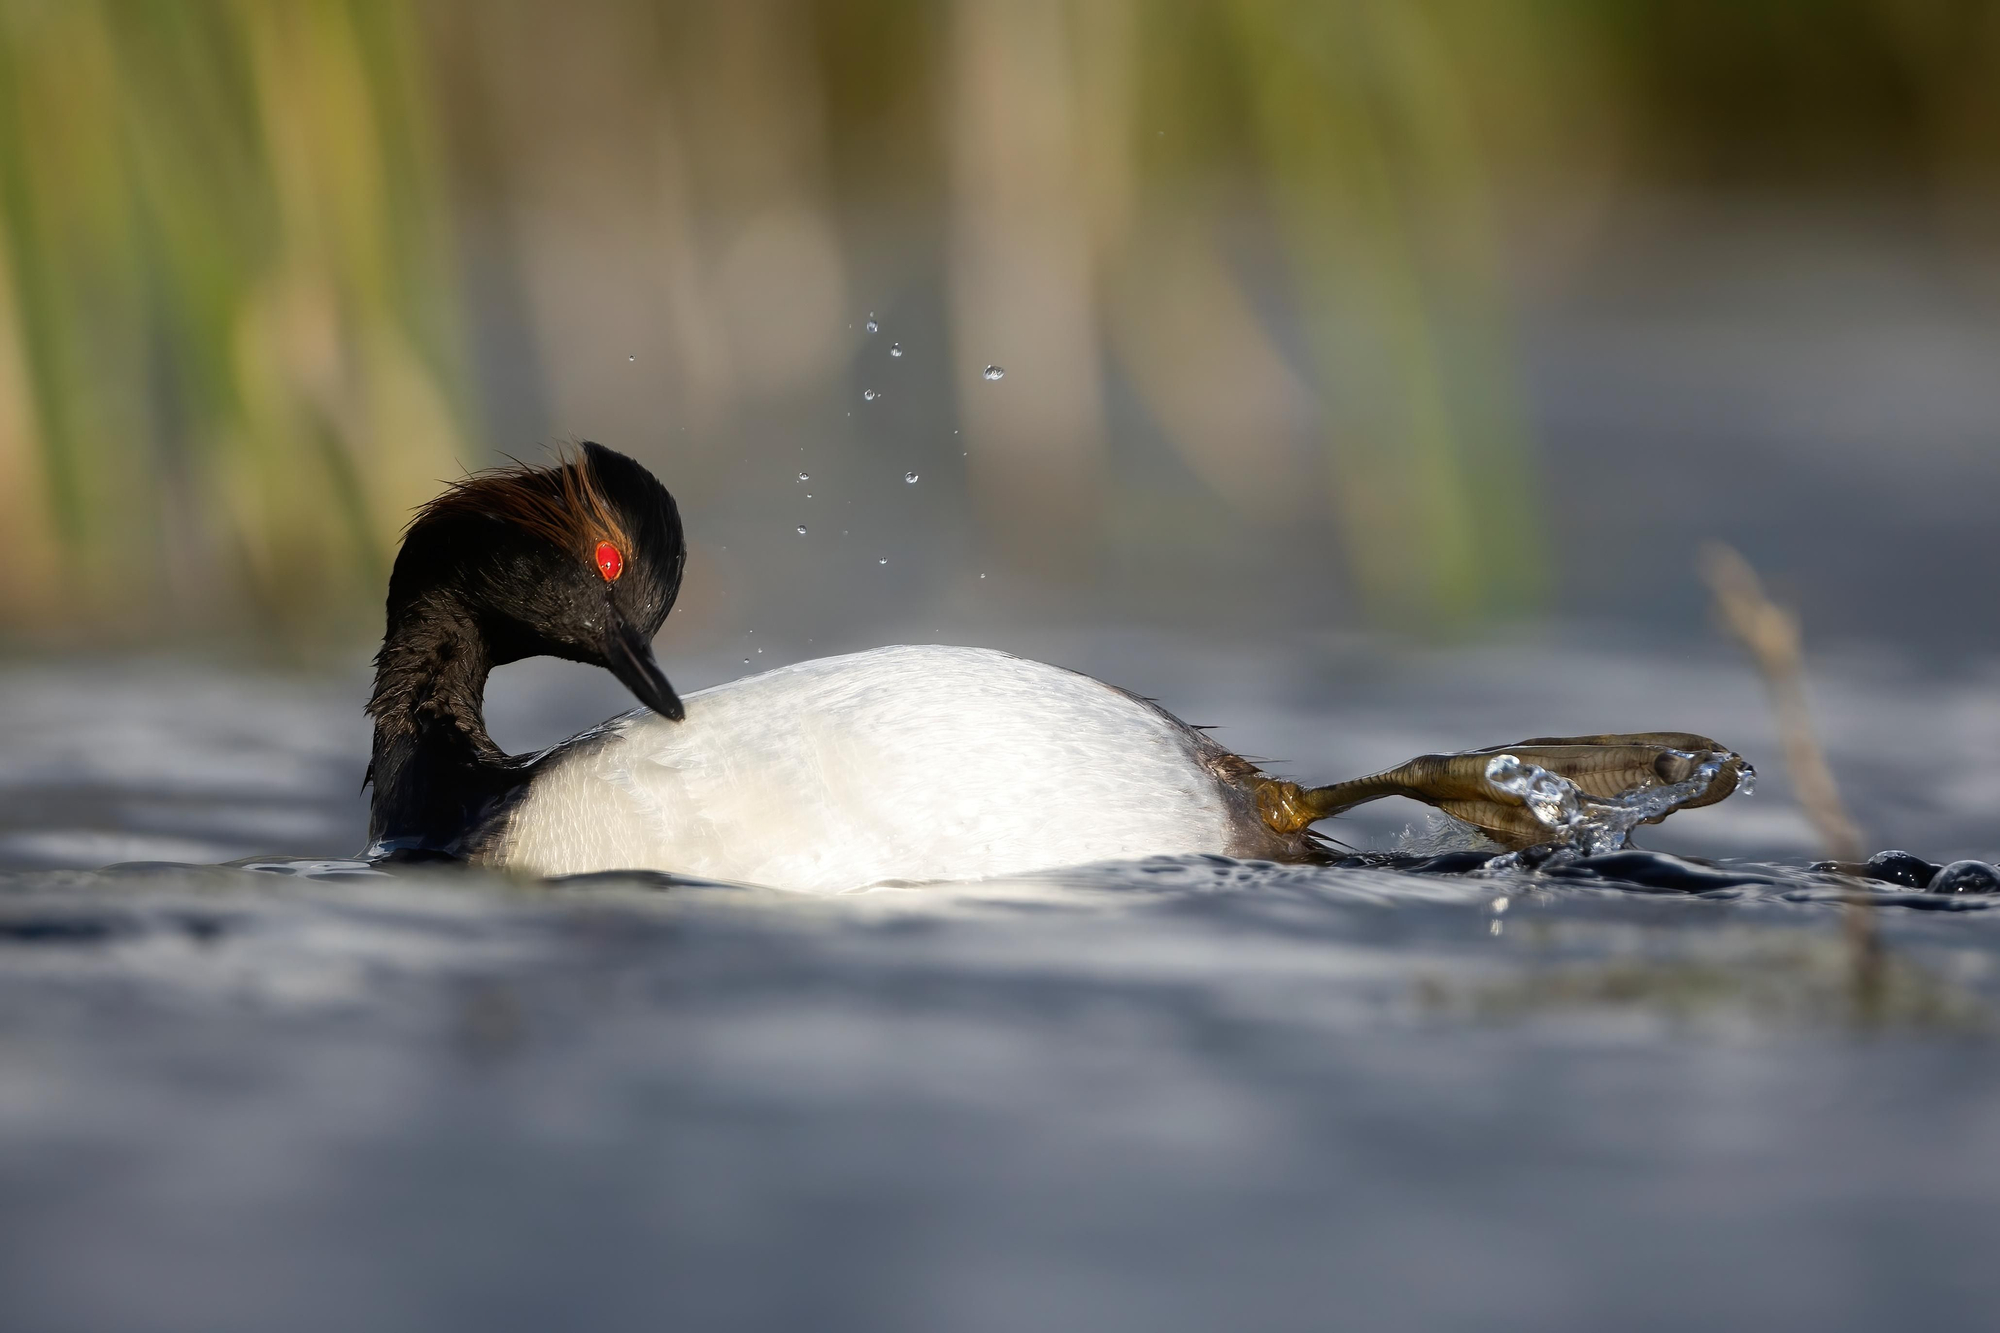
[0,0,468,640]
[0,0,1990,640]
[1223,0,1543,622]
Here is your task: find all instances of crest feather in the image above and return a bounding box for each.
[415,446,632,555]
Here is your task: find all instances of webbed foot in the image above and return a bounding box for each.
[1259,733,1751,850]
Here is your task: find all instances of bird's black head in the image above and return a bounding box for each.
[390,441,687,719]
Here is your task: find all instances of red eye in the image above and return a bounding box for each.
[595,541,623,582]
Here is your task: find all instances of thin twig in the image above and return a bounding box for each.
[1700,542,1879,1002]
[1699,544,1864,860]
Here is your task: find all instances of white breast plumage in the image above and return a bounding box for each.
[493,645,1264,893]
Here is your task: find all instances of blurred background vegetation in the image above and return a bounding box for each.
[0,0,1995,649]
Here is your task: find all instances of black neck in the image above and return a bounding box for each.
[366,593,523,857]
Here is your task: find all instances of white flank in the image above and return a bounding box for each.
[496,645,1257,892]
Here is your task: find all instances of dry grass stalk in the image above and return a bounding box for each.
[1700,542,1879,998]
[1699,543,1865,861]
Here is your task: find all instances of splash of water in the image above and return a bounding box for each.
[1481,747,1751,868]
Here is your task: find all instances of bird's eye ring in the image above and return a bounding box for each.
[595,541,624,582]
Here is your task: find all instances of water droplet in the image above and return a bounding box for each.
[889,343,903,358]
[797,471,810,481]
[863,389,878,401]
[865,318,879,334]
[904,471,919,484]
[982,365,1005,381]
[796,525,807,534]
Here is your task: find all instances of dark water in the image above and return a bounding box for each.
[4,633,2000,1331]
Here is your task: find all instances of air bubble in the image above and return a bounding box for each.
[865,318,878,334]
[797,472,810,481]
[796,525,807,534]
[982,365,1005,381]
[904,471,919,484]
[863,389,878,401]
[878,558,887,565]
[889,343,903,358]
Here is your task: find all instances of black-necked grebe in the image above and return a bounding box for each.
[365,444,1747,891]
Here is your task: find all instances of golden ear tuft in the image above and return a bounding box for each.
[413,445,632,558]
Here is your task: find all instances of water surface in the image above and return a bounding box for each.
[3,634,1999,1332]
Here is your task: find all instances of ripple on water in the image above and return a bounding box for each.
[4,847,2000,1333]
[5,648,2000,1330]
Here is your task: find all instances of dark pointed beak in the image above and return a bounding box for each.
[607,622,684,721]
